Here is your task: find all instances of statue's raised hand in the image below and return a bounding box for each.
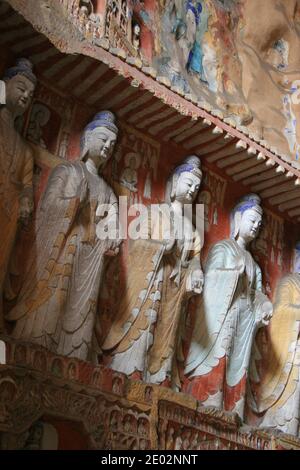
[105,237,122,257]
[257,299,273,326]
[261,300,273,325]
[186,268,204,295]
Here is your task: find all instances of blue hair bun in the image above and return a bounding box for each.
[174,155,202,177]
[234,193,262,214]
[3,58,36,85]
[84,110,118,134]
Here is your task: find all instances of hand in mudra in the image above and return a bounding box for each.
[105,238,122,257]
[258,300,273,326]
[187,268,204,295]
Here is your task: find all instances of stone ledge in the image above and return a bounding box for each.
[0,337,299,450]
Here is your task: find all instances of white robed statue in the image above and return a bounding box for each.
[185,193,272,419]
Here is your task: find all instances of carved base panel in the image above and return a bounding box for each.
[0,336,299,450]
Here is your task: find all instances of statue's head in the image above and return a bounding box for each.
[3,58,36,117]
[167,155,202,204]
[230,193,263,242]
[80,110,118,165]
[293,241,300,273]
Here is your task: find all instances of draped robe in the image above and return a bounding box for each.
[185,239,271,418]
[7,161,118,361]
[248,274,300,436]
[0,110,33,327]
[102,206,202,389]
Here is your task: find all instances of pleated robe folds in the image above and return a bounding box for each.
[7,161,118,361]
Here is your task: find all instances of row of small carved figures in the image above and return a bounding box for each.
[60,0,140,50]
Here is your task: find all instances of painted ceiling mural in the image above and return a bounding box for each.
[154,0,300,167]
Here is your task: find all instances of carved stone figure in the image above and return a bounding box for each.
[118,152,140,205]
[132,22,141,51]
[7,111,120,361]
[185,194,273,419]
[102,156,203,390]
[0,59,36,329]
[248,243,300,436]
[80,0,92,14]
[78,0,93,32]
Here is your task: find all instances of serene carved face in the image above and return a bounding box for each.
[5,75,35,117]
[174,171,201,203]
[87,126,117,164]
[238,208,262,242]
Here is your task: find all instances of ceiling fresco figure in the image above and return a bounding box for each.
[156,0,300,161]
